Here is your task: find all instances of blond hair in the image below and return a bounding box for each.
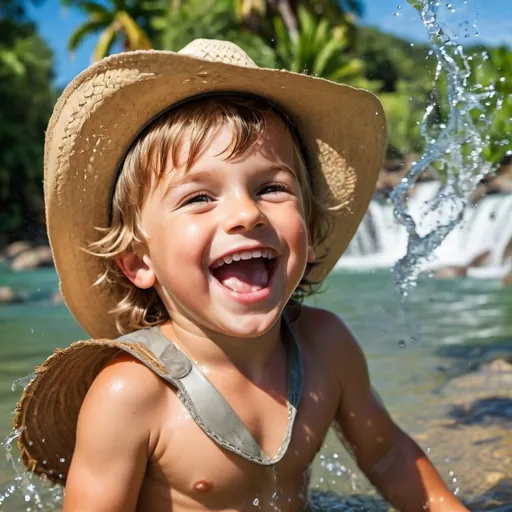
[88,95,334,333]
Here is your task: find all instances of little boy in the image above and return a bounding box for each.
[15,39,467,511]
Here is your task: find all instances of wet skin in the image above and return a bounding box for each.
[63,115,468,512]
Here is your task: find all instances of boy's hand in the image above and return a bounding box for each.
[63,354,166,512]
[311,309,468,512]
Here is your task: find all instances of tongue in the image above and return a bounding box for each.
[213,259,269,293]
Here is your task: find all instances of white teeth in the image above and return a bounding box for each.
[211,248,275,268]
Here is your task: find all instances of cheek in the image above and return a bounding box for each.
[278,210,309,258]
[148,217,209,269]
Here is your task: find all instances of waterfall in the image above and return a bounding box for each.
[338,183,512,278]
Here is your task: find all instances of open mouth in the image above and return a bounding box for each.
[209,248,278,294]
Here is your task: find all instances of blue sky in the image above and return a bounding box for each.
[27,0,512,87]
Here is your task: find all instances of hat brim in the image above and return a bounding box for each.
[45,50,386,338]
[14,339,168,485]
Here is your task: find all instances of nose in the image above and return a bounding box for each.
[221,193,267,234]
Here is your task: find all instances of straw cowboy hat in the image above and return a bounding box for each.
[14,38,386,484]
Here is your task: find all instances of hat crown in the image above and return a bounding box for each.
[178,38,258,68]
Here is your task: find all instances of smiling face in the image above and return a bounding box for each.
[122,113,313,338]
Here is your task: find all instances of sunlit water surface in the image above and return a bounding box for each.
[0,267,510,510]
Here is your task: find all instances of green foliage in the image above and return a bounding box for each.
[0,12,56,240]
[271,5,366,85]
[152,0,276,67]
[64,0,152,60]
[465,46,512,166]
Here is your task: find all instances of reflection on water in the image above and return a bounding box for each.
[1,268,510,510]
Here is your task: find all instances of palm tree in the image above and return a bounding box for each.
[272,5,365,83]
[63,0,152,61]
[233,0,364,43]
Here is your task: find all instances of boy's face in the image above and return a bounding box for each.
[124,113,313,338]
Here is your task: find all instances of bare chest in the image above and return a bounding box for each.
[139,359,340,511]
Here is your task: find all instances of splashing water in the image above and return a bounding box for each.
[391,0,503,297]
[2,3,505,511]
[1,384,64,511]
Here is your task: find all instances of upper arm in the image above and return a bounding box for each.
[63,354,166,512]
[303,307,401,471]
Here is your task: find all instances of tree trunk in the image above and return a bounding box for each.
[273,0,298,41]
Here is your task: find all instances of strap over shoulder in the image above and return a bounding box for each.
[118,316,304,465]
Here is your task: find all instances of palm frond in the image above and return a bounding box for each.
[116,11,152,50]
[93,23,118,60]
[68,19,107,52]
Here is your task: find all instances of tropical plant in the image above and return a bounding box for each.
[0,4,56,241]
[465,45,512,166]
[152,0,276,67]
[63,0,153,60]
[272,5,366,85]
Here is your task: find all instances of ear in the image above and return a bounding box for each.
[116,251,155,289]
[307,232,316,263]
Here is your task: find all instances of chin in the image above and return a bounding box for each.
[215,309,283,339]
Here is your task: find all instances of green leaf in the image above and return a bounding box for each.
[116,11,152,50]
[68,19,107,52]
[93,23,117,60]
[0,49,26,76]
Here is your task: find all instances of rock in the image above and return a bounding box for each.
[432,266,467,279]
[470,157,512,203]
[469,182,488,203]
[487,174,512,195]
[10,245,53,271]
[503,237,512,264]
[0,286,15,303]
[485,470,506,485]
[503,273,512,285]
[0,286,25,304]
[375,168,405,195]
[469,250,491,268]
[2,241,32,259]
[443,359,512,396]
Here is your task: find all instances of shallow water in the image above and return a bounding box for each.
[0,266,511,510]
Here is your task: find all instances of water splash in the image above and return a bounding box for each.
[11,373,36,392]
[0,427,63,511]
[391,0,503,297]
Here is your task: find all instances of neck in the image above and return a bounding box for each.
[160,315,283,375]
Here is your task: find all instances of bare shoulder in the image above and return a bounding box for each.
[293,305,357,349]
[85,352,168,411]
[292,305,369,386]
[65,354,167,510]
[78,352,169,443]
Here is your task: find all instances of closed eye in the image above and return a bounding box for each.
[182,192,213,206]
[259,182,290,195]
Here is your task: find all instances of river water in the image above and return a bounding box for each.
[1,266,510,510]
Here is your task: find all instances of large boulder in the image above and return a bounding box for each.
[375,153,438,197]
[0,286,25,303]
[2,241,32,259]
[470,156,512,202]
[10,246,53,271]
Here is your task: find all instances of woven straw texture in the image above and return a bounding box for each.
[14,339,168,485]
[45,38,386,339]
